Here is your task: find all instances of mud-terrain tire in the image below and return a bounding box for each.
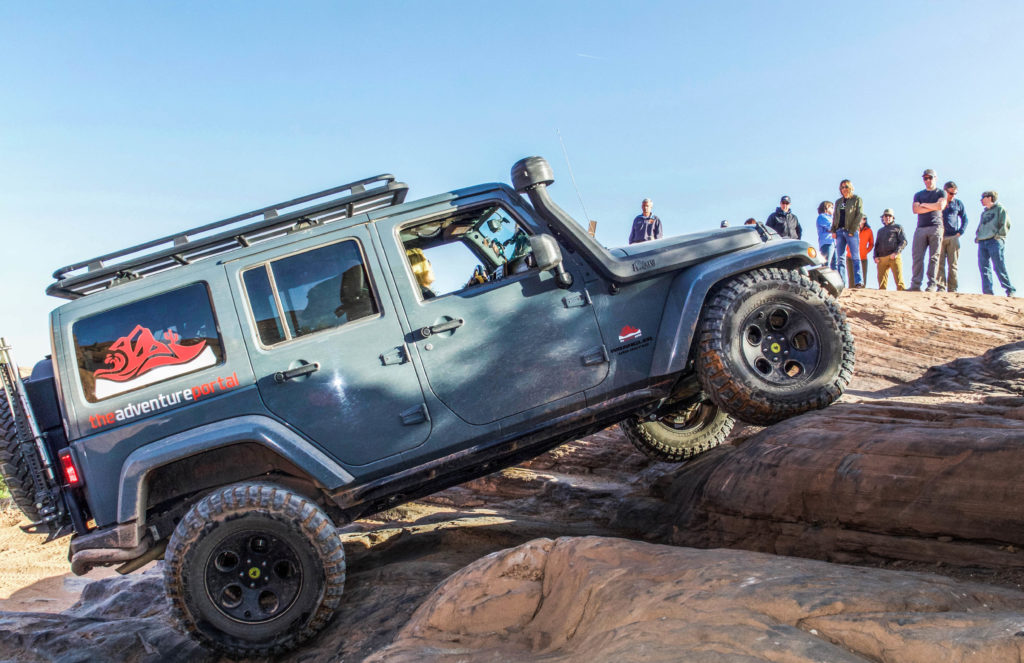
[696,267,854,426]
[164,483,346,657]
[620,396,735,462]
[0,390,42,523]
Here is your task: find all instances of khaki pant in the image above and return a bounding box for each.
[876,254,905,290]
[936,235,960,292]
[847,258,870,288]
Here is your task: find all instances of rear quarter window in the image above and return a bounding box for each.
[73,282,225,402]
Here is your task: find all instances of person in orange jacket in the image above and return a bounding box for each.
[846,215,875,287]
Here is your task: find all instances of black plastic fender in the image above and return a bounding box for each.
[649,242,822,378]
[116,415,355,525]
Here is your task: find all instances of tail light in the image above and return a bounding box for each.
[58,449,82,487]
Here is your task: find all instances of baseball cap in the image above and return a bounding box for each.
[780,195,791,204]
[922,168,936,177]
[881,208,895,218]
[944,181,957,190]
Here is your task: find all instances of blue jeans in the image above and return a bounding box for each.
[978,237,1015,295]
[834,229,861,286]
[819,243,835,270]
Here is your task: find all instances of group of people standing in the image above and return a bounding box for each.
[809,170,1014,296]
[627,176,1014,297]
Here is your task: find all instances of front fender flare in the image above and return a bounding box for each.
[117,415,355,525]
[649,241,819,378]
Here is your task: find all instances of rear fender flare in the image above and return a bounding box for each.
[116,415,354,525]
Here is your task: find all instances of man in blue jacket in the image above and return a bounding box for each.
[937,181,968,292]
[628,198,663,244]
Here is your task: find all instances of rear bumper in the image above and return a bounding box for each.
[68,520,152,575]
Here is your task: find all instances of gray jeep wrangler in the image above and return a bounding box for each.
[0,156,853,656]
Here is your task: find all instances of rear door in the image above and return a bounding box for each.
[229,225,431,467]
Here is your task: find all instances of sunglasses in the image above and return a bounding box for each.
[923,175,934,180]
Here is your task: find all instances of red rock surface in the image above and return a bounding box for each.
[660,290,1024,572]
[370,537,1024,662]
[839,289,1024,392]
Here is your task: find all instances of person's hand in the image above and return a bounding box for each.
[874,258,879,263]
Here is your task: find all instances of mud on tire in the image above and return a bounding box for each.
[0,390,42,523]
[696,267,855,426]
[164,483,346,658]
[620,396,735,462]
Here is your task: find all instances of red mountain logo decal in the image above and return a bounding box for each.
[95,325,208,383]
[618,325,642,343]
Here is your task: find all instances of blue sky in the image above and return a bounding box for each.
[2,1,1022,362]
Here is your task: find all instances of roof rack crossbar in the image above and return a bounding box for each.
[47,174,408,300]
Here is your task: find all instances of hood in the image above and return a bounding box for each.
[610,227,764,261]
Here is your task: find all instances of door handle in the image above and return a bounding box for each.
[273,362,320,383]
[419,318,464,339]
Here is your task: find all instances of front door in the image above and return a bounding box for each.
[380,200,609,425]
[229,227,430,467]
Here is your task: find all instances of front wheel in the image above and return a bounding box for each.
[620,396,735,462]
[164,483,346,657]
[696,267,855,426]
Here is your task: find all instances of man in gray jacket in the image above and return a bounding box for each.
[976,190,1015,297]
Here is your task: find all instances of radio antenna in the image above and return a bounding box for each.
[556,129,592,228]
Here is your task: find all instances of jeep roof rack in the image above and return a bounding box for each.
[47,174,409,300]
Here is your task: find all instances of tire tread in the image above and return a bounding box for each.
[164,482,345,658]
[696,268,855,426]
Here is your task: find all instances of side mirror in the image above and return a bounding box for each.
[529,234,562,271]
[529,234,573,289]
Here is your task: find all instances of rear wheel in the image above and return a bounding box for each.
[164,483,346,657]
[620,395,735,462]
[0,390,43,523]
[697,267,855,426]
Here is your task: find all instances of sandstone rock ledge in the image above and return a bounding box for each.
[371,536,1024,663]
[660,340,1024,573]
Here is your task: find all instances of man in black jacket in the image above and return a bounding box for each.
[874,208,908,290]
[766,195,802,239]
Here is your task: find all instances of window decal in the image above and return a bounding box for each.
[74,282,225,403]
[92,325,217,399]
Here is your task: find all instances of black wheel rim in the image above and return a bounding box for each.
[739,301,821,385]
[204,529,303,624]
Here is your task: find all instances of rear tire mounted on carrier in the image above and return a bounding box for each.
[696,267,855,426]
[620,394,735,462]
[0,390,43,523]
[164,483,346,658]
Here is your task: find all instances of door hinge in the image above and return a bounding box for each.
[562,290,592,309]
[399,404,429,426]
[379,345,409,366]
[581,345,609,366]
